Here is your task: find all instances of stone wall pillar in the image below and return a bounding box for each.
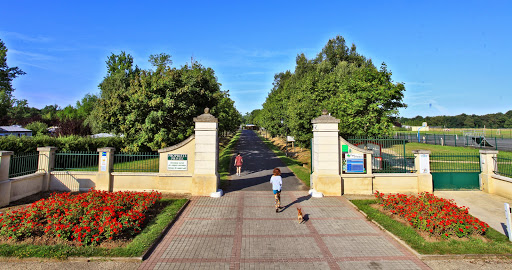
[310,110,342,196]
[37,147,57,191]
[412,150,433,193]
[96,147,115,191]
[0,151,13,207]
[192,108,220,196]
[480,150,498,194]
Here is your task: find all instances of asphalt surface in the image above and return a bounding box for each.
[225,130,308,193]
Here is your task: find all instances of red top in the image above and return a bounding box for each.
[235,156,243,166]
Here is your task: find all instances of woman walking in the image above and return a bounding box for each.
[270,167,282,213]
[234,153,243,176]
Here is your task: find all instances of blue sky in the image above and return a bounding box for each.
[1,1,511,118]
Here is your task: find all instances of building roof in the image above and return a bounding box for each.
[0,126,32,132]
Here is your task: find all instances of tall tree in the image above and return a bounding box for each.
[0,39,25,119]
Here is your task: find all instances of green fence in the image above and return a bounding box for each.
[8,152,43,178]
[54,151,98,171]
[494,156,512,178]
[347,137,415,173]
[113,152,159,172]
[430,153,481,172]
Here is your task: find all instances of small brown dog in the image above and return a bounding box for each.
[297,208,304,224]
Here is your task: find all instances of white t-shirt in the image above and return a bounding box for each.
[270,175,282,191]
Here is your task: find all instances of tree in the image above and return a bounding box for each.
[259,36,407,145]
[92,52,238,152]
[25,121,48,136]
[0,39,25,118]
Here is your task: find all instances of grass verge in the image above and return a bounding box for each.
[219,131,241,187]
[256,132,311,187]
[0,198,188,259]
[351,199,512,255]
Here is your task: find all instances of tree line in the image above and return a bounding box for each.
[248,36,407,147]
[399,111,512,128]
[0,39,242,152]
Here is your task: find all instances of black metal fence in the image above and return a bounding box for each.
[394,133,512,152]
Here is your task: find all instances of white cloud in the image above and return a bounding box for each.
[1,31,52,43]
[9,49,57,61]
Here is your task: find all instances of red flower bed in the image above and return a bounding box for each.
[0,189,162,245]
[375,191,489,239]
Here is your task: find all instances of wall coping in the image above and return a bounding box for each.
[491,174,512,183]
[50,171,98,175]
[111,172,159,176]
[412,150,431,154]
[341,174,375,178]
[339,137,372,154]
[10,172,45,181]
[0,151,14,157]
[158,135,195,153]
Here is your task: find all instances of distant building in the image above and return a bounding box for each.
[90,133,122,138]
[0,126,33,137]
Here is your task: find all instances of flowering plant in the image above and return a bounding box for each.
[0,189,162,245]
[375,191,489,239]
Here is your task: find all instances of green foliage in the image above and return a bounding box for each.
[0,39,25,118]
[0,135,124,153]
[258,36,406,146]
[25,121,48,136]
[400,110,512,129]
[92,52,240,152]
[219,131,241,187]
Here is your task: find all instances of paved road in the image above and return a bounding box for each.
[225,130,308,192]
[139,130,429,269]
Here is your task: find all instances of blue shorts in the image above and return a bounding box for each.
[273,190,281,195]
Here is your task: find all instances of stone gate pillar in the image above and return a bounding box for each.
[192,108,220,196]
[310,110,342,196]
[480,150,498,194]
[412,150,433,193]
[37,147,57,191]
[0,151,13,207]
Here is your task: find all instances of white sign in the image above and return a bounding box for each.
[419,154,430,174]
[286,136,295,142]
[168,154,188,171]
[100,152,107,172]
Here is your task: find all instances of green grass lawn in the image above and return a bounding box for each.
[391,142,512,159]
[256,132,311,187]
[396,128,512,139]
[352,199,512,255]
[0,198,188,259]
[219,131,241,188]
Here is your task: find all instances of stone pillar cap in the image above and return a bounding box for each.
[97,147,115,152]
[479,150,498,154]
[0,151,14,157]
[194,108,218,123]
[37,146,58,151]
[311,109,340,124]
[412,150,431,154]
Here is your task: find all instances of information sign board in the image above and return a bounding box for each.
[100,152,107,172]
[167,154,188,171]
[343,153,366,173]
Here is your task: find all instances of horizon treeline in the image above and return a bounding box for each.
[399,110,512,128]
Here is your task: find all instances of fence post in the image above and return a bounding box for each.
[412,150,433,193]
[96,147,115,192]
[37,147,57,191]
[479,150,498,194]
[0,151,14,207]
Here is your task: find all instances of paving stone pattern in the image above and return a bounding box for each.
[139,131,429,269]
[140,191,430,270]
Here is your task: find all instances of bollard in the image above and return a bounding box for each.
[505,203,512,242]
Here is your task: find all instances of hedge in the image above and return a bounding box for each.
[0,135,124,153]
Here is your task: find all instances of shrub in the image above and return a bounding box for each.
[0,135,124,153]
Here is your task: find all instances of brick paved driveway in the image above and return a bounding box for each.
[139,191,430,270]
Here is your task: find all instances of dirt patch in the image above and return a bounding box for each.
[370,203,489,243]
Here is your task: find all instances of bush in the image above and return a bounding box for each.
[0,135,124,153]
